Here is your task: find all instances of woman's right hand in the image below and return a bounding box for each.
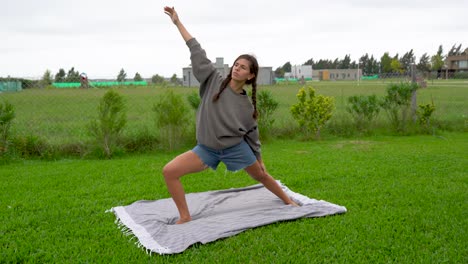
[164,6,180,25]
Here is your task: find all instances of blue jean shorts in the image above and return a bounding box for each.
[192,140,257,171]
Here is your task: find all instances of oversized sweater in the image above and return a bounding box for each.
[187,38,261,160]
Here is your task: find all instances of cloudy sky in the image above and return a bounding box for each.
[1,0,467,79]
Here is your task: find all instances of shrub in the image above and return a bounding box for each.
[11,134,51,158]
[417,102,436,134]
[121,128,160,153]
[346,95,380,132]
[153,90,191,151]
[453,72,468,79]
[88,89,127,158]
[257,90,279,139]
[290,86,334,139]
[0,100,15,154]
[380,82,418,133]
[187,91,200,110]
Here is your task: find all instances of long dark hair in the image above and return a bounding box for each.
[212,54,259,119]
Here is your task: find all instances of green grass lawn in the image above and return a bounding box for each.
[1,132,467,263]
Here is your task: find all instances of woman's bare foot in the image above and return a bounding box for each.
[176,216,192,224]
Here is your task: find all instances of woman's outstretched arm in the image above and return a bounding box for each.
[164,6,193,42]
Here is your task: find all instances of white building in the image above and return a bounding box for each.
[285,65,313,80]
[182,57,273,87]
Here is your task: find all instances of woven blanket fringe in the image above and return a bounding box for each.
[107,209,167,255]
[115,216,147,253]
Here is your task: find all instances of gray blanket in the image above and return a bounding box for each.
[109,182,346,254]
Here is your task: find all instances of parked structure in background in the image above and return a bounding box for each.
[313,69,362,81]
[284,65,313,80]
[182,57,274,87]
[0,81,22,92]
[445,49,468,77]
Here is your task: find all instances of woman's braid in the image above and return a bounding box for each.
[251,82,258,120]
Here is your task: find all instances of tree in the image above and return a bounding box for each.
[313,59,334,70]
[274,62,291,77]
[274,67,285,78]
[400,49,415,73]
[370,56,380,74]
[390,58,403,73]
[303,58,314,66]
[363,55,380,75]
[170,74,180,85]
[448,44,463,56]
[65,67,80,83]
[133,72,143,81]
[380,52,392,73]
[360,54,370,74]
[340,54,351,69]
[416,53,431,73]
[332,58,340,69]
[117,69,127,82]
[151,74,165,84]
[54,68,66,83]
[282,62,292,73]
[431,45,445,71]
[40,70,53,87]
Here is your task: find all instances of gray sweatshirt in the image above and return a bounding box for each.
[187,38,261,160]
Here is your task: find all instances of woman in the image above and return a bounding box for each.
[163,6,298,224]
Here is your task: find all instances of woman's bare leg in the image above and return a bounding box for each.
[244,162,299,206]
[162,150,207,224]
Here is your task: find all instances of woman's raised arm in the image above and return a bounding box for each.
[164,6,193,42]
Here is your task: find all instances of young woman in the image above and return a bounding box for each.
[163,6,298,224]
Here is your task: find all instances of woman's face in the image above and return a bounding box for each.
[231,58,255,82]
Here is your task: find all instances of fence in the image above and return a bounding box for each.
[0,78,168,146]
[0,71,466,150]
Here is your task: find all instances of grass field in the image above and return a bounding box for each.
[1,80,467,146]
[1,133,467,263]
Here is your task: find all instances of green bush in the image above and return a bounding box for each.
[153,90,191,151]
[187,91,200,110]
[0,100,15,154]
[346,95,380,132]
[121,128,160,153]
[417,102,436,134]
[11,134,52,158]
[88,89,127,158]
[257,90,279,139]
[290,86,334,139]
[453,72,468,79]
[380,82,418,133]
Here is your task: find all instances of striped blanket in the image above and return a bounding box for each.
[109,182,346,255]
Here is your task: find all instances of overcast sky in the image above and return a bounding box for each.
[1,0,467,79]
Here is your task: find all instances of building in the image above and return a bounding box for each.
[445,51,468,75]
[312,69,362,81]
[284,65,313,80]
[182,57,274,87]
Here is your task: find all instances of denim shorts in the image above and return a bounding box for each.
[192,140,257,171]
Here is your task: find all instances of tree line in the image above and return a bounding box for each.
[36,68,182,87]
[274,43,466,77]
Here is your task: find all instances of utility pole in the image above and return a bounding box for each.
[357,62,360,86]
[411,64,417,122]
